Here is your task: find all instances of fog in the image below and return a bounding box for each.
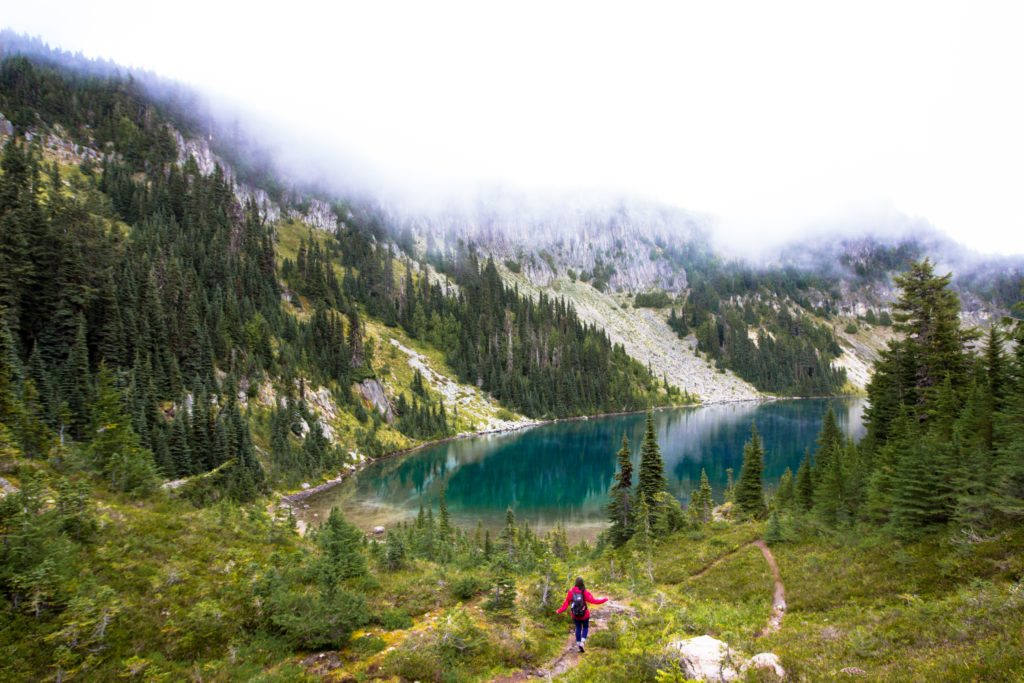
[5,1,1024,255]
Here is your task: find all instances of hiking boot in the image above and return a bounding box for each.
[578,643,585,653]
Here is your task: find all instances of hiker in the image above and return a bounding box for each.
[555,576,608,652]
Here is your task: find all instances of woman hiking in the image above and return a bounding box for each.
[555,577,608,652]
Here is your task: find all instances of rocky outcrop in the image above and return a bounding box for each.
[172,130,343,231]
[385,192,701,294]
[356,378,395,423]
[665,635,786,681]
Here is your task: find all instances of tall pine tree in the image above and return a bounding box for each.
[607,434,634,547]
[734,422,767,519]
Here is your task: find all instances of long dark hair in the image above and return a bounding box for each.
[575,577,585,592]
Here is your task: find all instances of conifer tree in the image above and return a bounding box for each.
[439,486,452,541]
[812,405,842,484]
[795,449,814,512]
[724,467,736,503]
[690,467,714,524]
[500,506,518,564]
[488,560,517,612]
[607,434,634,546]
[734,423,767,518]
[991,317,1024,521]
[635,495,655,581]
[168,412,193,477]
[983,325,1008,411]
[775,467,794,511]
[865,259,976,438]
[315,508,367,592]
[383,531,405,571]
[0,316,21,429]
[637,412,667,509]
[87,364,159,496]
[765,509,784,544]
[62,314,91,440]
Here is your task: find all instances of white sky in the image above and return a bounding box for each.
[5,1,1024,254]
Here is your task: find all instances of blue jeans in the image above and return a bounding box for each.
[574,618,590,642]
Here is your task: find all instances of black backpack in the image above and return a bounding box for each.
[570,589,587,618]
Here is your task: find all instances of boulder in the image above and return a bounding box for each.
[666,637,785,682]
[746,652,786,679]
[666,635,740,681]
[0,477,20,497]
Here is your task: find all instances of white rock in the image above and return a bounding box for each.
[745,652,786,679]
[300,482,311,490]
[666,635,740,681]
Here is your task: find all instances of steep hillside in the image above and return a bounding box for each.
[0,48,675,502]
[498,266,760,403]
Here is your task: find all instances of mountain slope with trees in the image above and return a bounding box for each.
[1,36,1023,683]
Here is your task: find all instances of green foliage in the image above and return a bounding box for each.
[633,290,672,308]
[376,608,413,630]
[313,507,367,587]
[774,466,794,511]
[87,365,159,496]
[689,467,714,524]
[607,434,634,546]
[487,561,518,612]
[637,412,667,510]
[795,448,814,511]
[734,423,767,519]
[450,574,488,600]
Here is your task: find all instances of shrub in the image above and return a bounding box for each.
[588,628,619,650]
[383,647,442,682]
[634,291,672,308]
[450,575,487,601]
[349,634,386,656]
[376,608,413,630]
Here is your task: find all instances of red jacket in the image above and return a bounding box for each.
[556,586,607,620]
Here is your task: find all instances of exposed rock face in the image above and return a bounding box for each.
[386,193,701,294]
[665,636,786,682]
[503,270,761,403]
[356,378,395,423]
[173,130,342,231]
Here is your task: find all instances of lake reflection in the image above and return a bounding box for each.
[299,398,866,541]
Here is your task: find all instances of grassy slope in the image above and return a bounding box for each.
[561,521,1024,683]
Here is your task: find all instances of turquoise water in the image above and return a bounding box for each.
[299,398,866,540]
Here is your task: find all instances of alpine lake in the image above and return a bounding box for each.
[296,397,867,542]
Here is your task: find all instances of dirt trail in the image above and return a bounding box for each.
[752,540,787,636]
[491,599,634,682]
[689,540,787,637]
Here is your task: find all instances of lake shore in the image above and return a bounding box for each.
[277,394,786,509]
